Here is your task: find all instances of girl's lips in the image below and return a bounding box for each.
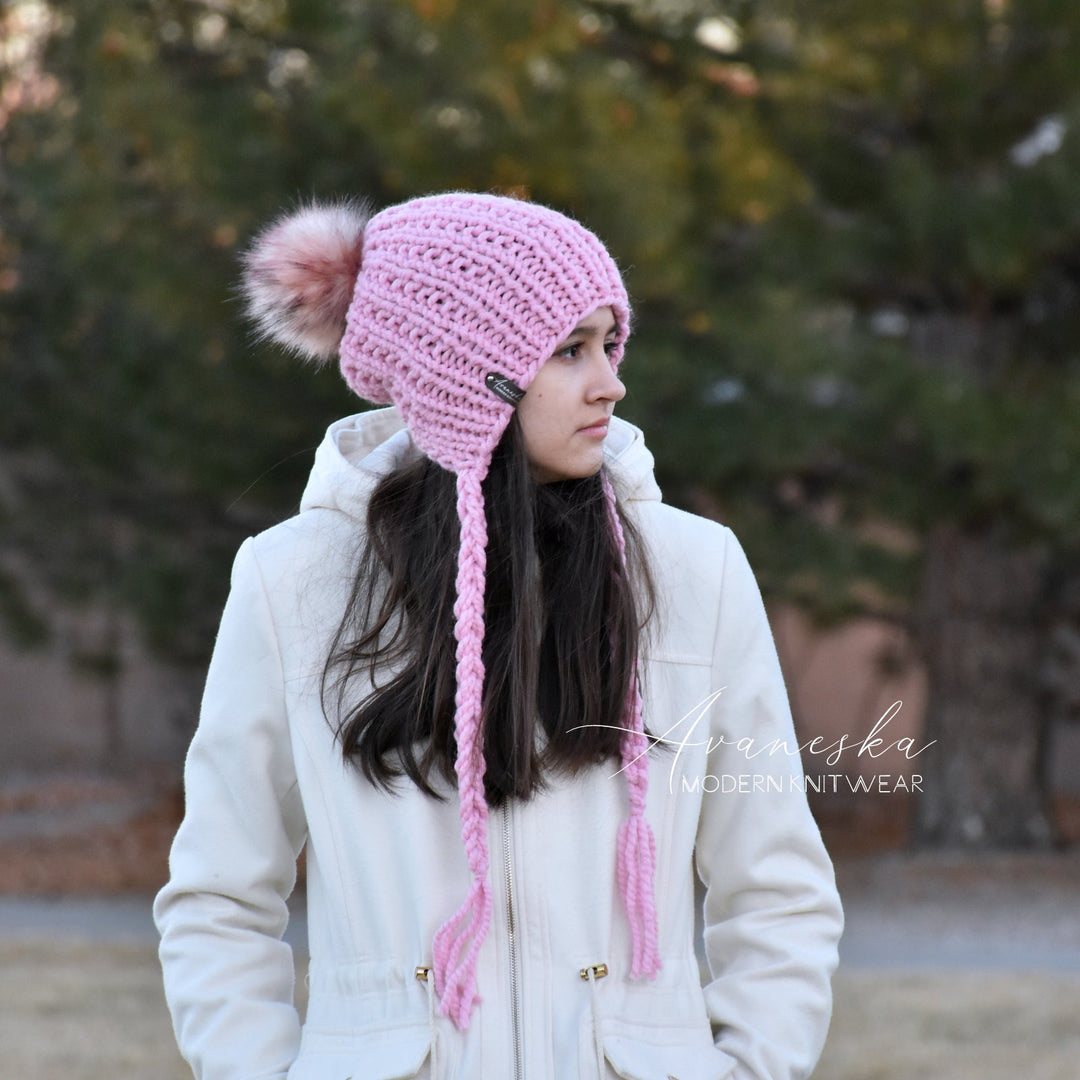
[577,421,609,438]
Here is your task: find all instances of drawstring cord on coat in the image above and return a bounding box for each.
[584,963,607,1078]
[416,965,440,1078]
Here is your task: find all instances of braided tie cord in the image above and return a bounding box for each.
[432,468,494,1029]
[601,472,662,979]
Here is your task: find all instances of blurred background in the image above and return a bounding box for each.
[1,0,1079,1077]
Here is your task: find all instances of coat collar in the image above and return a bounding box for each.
[299,407,663,519]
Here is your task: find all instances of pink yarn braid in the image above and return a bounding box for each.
[431,468,494,1030]
[601,471,662,979]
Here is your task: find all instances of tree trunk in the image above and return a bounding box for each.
[913,520,1055,848]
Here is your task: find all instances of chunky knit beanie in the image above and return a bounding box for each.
[242,191,659,1028]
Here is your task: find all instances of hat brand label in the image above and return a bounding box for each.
[485,372,525,406]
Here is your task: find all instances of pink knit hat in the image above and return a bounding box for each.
[242,191,659,1028]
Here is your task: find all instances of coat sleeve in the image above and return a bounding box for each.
[154,537,308,1080]
[695,528,844,1080]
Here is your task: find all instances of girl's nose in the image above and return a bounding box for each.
[591,349,626,402]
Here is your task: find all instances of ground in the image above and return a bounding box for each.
[0,773,1078,1079]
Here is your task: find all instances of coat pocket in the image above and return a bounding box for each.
[286,1024,432,1080]
[580,1016,738,1080]
[601,1029,737,1080]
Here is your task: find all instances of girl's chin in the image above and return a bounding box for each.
[531,459,604,485]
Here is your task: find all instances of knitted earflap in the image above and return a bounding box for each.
[242,191,661,1029]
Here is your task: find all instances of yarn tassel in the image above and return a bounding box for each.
[602,472,662,979]
[432,469,494,1030]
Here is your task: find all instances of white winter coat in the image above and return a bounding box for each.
[154,408,843,1080]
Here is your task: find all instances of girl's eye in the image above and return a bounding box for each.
[553,339,619,360]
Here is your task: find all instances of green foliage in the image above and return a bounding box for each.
[0,568,49,649]
[4,0,1080,659]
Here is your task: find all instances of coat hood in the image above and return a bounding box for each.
[299,407,663,519]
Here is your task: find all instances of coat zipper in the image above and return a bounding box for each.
[502,803,525,1080]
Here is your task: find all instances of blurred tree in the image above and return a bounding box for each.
[709,0,1080,847]
[2,0,1079,845]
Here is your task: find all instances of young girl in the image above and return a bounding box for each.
[154,191,843,1080]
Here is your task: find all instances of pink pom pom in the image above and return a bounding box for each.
[241,200,370,362]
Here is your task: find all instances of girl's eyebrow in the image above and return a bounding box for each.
[565,320,619,338]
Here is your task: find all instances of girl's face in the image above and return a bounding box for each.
[518,306,626,484]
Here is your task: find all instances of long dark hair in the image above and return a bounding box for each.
[321,414,657,806]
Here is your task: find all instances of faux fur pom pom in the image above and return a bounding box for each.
[241,201,371,362]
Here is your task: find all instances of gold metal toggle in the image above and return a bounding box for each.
[415,965,432,981]
[578,962,609,980]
